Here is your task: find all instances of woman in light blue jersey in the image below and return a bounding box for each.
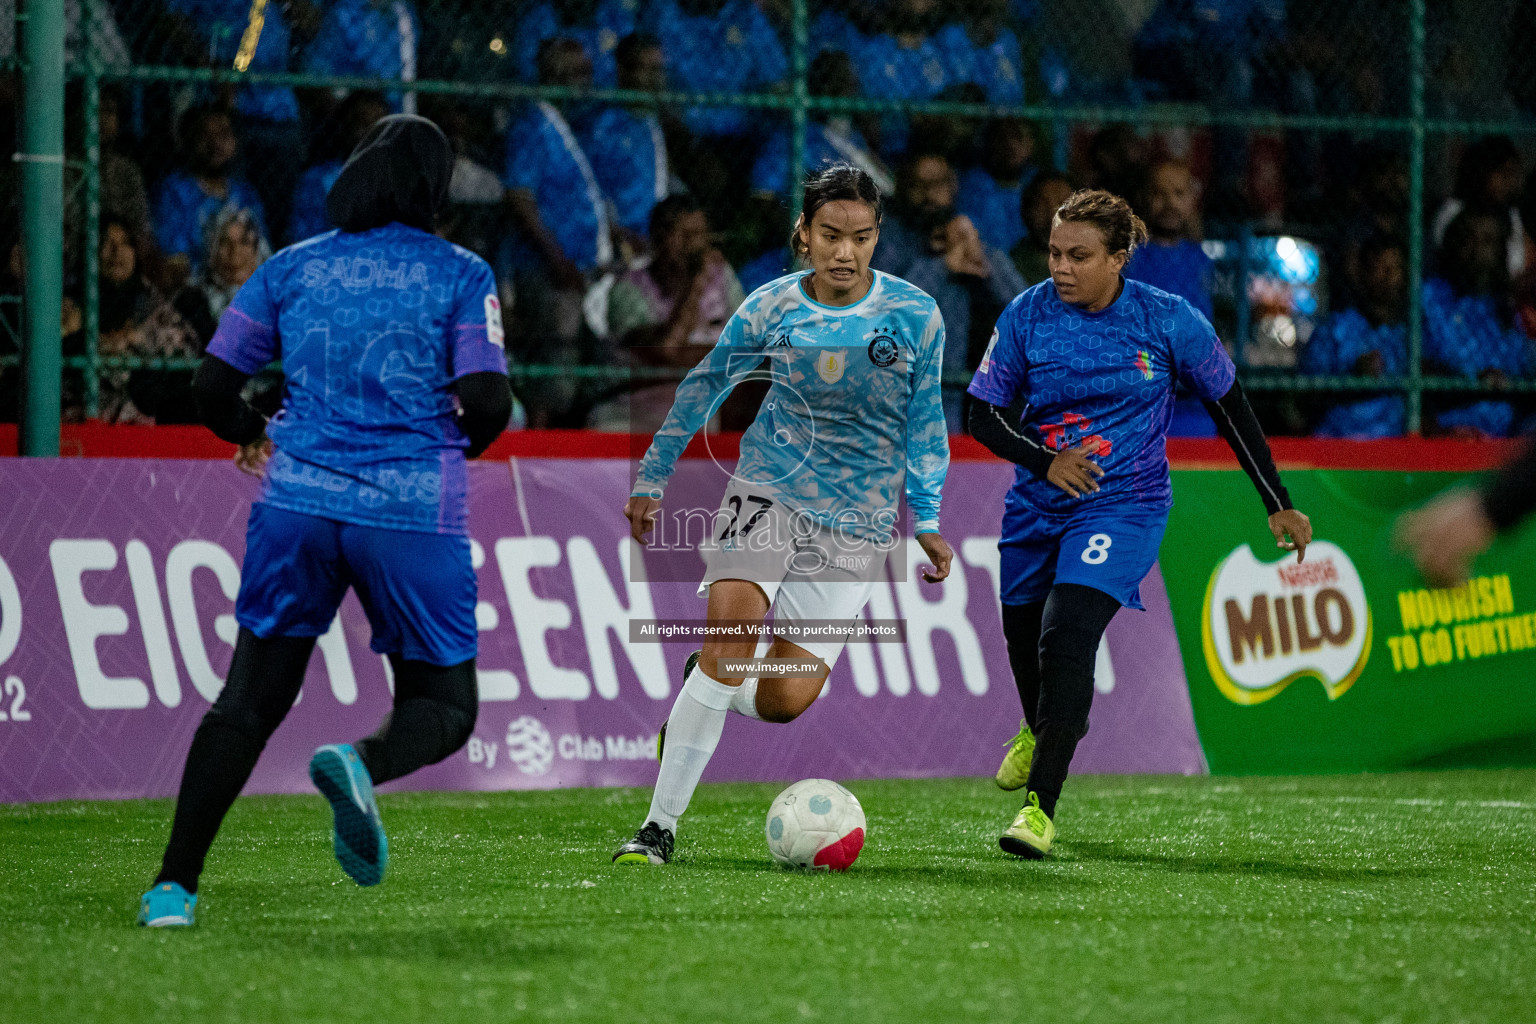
[613,165,955,866]
[968,189,1313,860]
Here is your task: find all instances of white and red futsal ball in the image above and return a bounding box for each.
[765,779,866,871]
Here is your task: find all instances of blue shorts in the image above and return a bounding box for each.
[998,498,1169,610]
[235,503,477,666]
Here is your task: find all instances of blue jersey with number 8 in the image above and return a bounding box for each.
[968,278,1234,519]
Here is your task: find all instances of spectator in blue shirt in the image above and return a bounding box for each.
[303,0,420,112]
[513,0,638,88]
[749,50,892,201]
[1124,159,1215,321]
[850,0,949,154]
[287,92,390,244]
[935,0,1025,105]
[152,105,267,289]
[1424,208,1533,438]
[1301,235,1408,438]
[958,118,1037,254]
[578,33,674,244]
[1009,170,1074,285]
[644,0,787,138]
[503,38,613,427]
[160,0,306,245]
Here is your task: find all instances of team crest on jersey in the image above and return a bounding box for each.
[867,326,899,368]
[816,349,847,383]
[1135,348,1153,380]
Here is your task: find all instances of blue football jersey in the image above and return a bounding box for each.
[635,271,949,539]
[968,278,1235,517]
[207,224,509,535]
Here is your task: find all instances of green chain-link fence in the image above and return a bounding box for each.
[10,0,1536,433]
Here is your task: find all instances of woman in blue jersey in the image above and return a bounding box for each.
[613,165,955,865]
[138,116,513,927]
[967,189,1312,859]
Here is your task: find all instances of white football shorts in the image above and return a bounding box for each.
[697,480,890,666]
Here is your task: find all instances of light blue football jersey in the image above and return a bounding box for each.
[634,270,949,540]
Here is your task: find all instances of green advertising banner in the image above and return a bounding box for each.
[1161,469,1536,774]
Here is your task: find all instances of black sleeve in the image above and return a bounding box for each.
[454,371,513,459]
[1202,378,1292,516]
[968,399,1056,479]
[1481,437,1536,531]
[192,354,267,446]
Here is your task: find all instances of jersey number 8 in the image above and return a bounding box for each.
[1080,533,1113,565]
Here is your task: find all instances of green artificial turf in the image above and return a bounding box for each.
[3,773,1535,1024]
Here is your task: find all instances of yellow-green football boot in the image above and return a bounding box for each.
[994,719,1035,791]
[999,791,1054,859]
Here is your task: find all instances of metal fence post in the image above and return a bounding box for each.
[1406,0,1427,435]
[18,0,66,456]
[788,0,808,233]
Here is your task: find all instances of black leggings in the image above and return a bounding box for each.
[1001,583,1122,818]
[156,628,478,891]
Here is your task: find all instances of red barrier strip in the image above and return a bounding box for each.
[0,424,1518,471]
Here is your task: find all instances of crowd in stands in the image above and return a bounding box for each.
[6,0,1536,438]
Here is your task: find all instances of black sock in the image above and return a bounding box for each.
[154,630,315,892]
[355,656,478,785]
[1024,584,1122,820]
[1001,601,1045,732]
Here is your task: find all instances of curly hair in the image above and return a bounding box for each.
[1053,188,1149,258]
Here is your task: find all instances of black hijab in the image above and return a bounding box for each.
[325,114,454,234]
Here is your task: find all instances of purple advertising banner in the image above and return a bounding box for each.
[0,457,1205,804]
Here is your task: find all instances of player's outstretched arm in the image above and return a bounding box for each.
[1201,379,1310,562]
[1395,437,1536,586]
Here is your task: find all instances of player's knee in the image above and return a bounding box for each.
[758,701,805,724]
[1037,621,1099,679]
[440,660,479,751]
[443,704,477,753]
[755,676,824,723]
[201,700,279,745]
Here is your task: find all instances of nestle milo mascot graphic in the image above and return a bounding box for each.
[1202,541,1372,705]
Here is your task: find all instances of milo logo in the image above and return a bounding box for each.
[1201,541,1371,705]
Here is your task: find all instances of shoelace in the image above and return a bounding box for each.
[1020,792,1050,834]
[1003,720,1033,752]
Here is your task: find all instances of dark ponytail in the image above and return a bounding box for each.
[789,163,883,260]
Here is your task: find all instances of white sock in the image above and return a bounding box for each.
[728,675,762,720]
[645,666,735,833]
